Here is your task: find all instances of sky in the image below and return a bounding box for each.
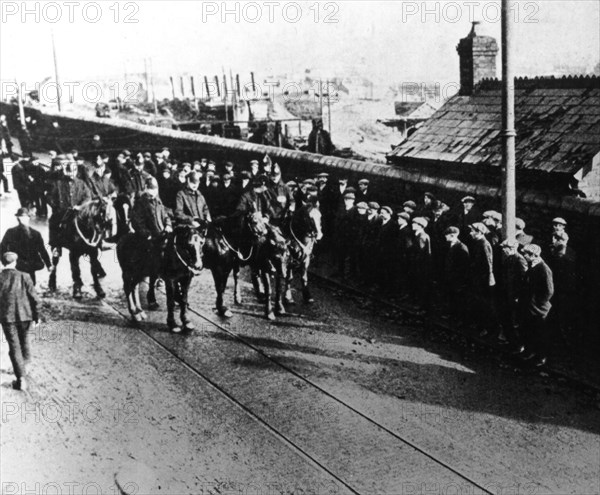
[1,0,599,91]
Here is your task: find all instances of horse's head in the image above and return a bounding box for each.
[77,198,117,245]
[246,210,268,238]
[173,225,206,274]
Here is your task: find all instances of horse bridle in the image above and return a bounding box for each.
[73,200,108,248]
[172,229,205,275]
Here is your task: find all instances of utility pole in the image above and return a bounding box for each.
[16,80,26,127]
[149,58,158,115]
[51,30,62,112]
[501,0,516,242]
[169,76,176,100]
[143,58,150,103]
[319,79,323,119]
[326,79,332,134]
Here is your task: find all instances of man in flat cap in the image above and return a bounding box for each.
[356,178,372,204]
[498,239,528,350]
[454,196,480,245]
[409,217,432,313]
[551,217,567,235]
[520,244,554,367]
[547,231,579,347]
[333,191,356,278]
[175,171,212,228]
[468,222,498,336]
[376,206,399,293]
[395,211,413,296]
[515,217,533,251]
[349,202,369,278]
[402,200,417,217]
[443,226,470,321]
[359,202,382,285]
[1,208,51,285]
[0,251,40,391]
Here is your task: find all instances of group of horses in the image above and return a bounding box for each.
[56,198,322,332]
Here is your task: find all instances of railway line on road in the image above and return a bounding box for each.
[104,282,496,495]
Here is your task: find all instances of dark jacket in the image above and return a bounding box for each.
[0,268,39,323]
[89,169,117,198]
[444,241,470,290]
[500,251,528,302]
[48,176,92,212]
[175,188,211,225]
[0,225,51,273]
[523,260,554,318]
[130,193,172,238]
[233,190,274,219]
[470,236,495,289]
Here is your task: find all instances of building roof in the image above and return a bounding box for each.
[388,75,600,175]
[394,101,438,120]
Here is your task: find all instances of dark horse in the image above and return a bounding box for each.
[282,198,322,305]
[203,211,289,320]
[53,198,116,299]
[116,225,206,332]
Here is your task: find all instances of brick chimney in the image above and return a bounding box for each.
[456,22,499,95]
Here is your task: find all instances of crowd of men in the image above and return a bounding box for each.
[0,145,581,383]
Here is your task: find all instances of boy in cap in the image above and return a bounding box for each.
[395,211,413,295]
[0,252,40,391]
[1,208,51,286]
[175,171,212,228]
[409,217,432,312]
[333,191,356,278]
[376,206,398,293]
[515,218,533,251]
[499,239,528,350]
[468,222,498,336]
[356,178,372,204]
[443,226,470,320]
[520,244,554,367]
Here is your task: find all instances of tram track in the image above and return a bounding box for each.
[102,281,496,495]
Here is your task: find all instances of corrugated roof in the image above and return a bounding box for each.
[388,76,600,175]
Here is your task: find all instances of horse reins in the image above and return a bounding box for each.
[217,232,254,262]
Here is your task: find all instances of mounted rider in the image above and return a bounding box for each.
[130,177,173,268]
[47,155,92,291]
[174,171,212,228]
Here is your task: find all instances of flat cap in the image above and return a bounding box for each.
[381,206,393,215]
[317,172,329,179]
[368,202,380,210]
[461,196,475,203]
[522,244,542,257]
[424,192,436,200]
[343,192,355,200]
[396,212,411,222]
[2,252,18,265]
[412,217,429,228]
[225,161,235,168]
[403,200,417,209]
[445,226,460,235]
[345,186,356,194]
[515,218,526,230]
[358,178,370,185]
[356,202,368,209]
[15,207,30,217]
[240,171,251,179]
[470,222,489,235]
[222,172,233,180]
[302,178,316,186]
[552,217,567,226]
[286,180,298,188]
[500,239,519,249]
[250,159,259,165]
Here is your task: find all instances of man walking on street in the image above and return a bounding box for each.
[0,252,40,391]
[0,208,51,285]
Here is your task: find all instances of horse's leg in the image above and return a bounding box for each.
[132,280,147,319]
[90,249,105,299]
[90,247,106,278]
[48,248,60,292]
[262,270,275,321]
[147,275,159,310]
[69,249,83,299]
[301,260,314,303]
[284,262,294,304]
[275,270,286,316]
[180,276,194,331]
[165,278,179,332]
[233,261,243,305]
[251,267,265,301]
